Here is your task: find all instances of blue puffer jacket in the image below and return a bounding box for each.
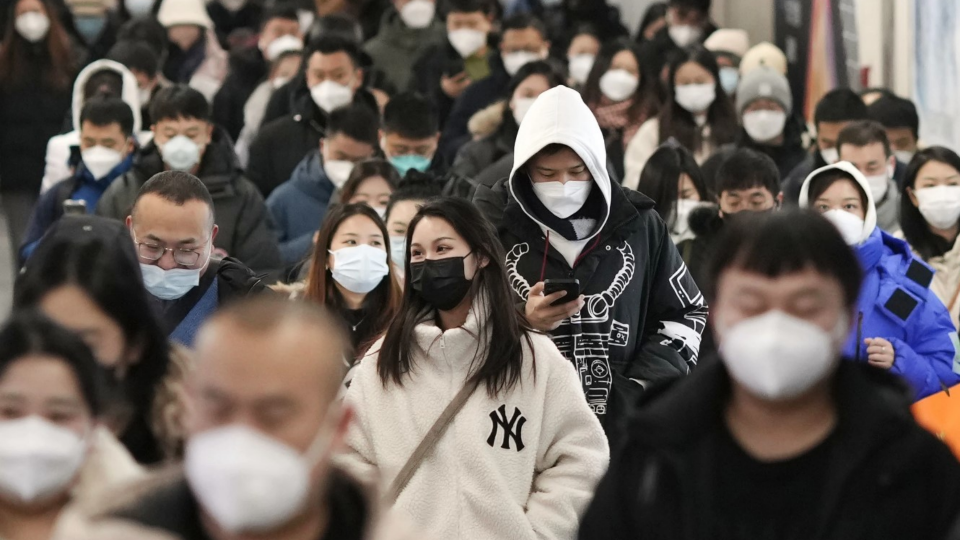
[266,150,335,265]
[845,227,960,400]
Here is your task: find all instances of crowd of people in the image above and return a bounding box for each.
[1,0,960,538]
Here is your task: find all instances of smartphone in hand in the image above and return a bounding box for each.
[543,278,580,306]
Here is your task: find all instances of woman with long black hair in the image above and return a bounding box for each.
[343,197,608,540]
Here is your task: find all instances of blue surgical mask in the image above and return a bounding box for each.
[390,155,431,176]
[74,15,106,44]
[389,236,407,268]
[719,66,739,96]
[140,263,203,300]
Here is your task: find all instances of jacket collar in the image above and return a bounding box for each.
[377,8,444,49]
[412,290,490,375]
[134,127,241,194]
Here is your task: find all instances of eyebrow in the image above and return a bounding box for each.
[46,397,82,408]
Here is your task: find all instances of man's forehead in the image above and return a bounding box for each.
[720,267,833,295]
[133,195,212,236]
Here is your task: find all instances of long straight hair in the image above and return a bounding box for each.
[900,146,960,260]
[658,46,738,153]
[637,144,708,225]
[0,0,74,89]
[305,203,402,358]
[582,38,659,125]
[377,198,535,397]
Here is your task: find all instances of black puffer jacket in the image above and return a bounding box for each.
[213,45,268,141]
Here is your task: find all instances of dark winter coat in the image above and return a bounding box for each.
[213,45,268,141]
[95,128,282,272]
[701,114,808,192]
[206,1,263,49]
[578,361,960,540]
[411,39,493,129]
[450,113,518,181]
[362,8,445,92]
[266,150,336,264]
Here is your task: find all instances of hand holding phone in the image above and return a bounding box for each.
[525,280,584,331]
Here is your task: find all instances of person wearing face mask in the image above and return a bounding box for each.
[205,0,262,49]
[0,0,75,257]
[624,46,738,189]
[268,105,379,265]
[381,92,445,177]
[452,61,564,184]
[22,98,137,262]
[303,204,401,359]
[476,86,707,436]
[868,93,921,184]
[565,27,600,89]
[121,173,270,348]
[15,215,183,464]
[97,85,281,272]
[106,41,165,134]
[781,88,869,205]
[836,121,902,233]
[703,28,748,98]
[212,7,302,142]
[438,14,554,165]
[342,197,608,540]
[900,147,960,330]
[582,39,659,180]
[799,161,960,401]
[0,313,148,539]
[364,0,445,92]
[411,0,496,129]
[337,160,400,219]
[636,144,708,258]
[579,209,960,540]
[249,36,379,198]
[156,0,227,101]
[644,0,716,76]
[383,172,443,274]
[103,297,414,540]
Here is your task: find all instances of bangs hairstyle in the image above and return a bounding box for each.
[377,198,536,397]
[707,210,862,307]
[806,169,867,211]
[340,159,401,205]
[901,146,960,260]
[304,204,402,359]
[715,148,780,196]
[660,46,738,153]
[582,38,659,125]
[637,144,707,224]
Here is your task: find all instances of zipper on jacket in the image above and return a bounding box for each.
[855,312,863,363]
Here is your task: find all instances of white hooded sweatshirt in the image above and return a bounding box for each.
[509,86,612,268]
[40,60,153,194]
[798,160,878,245]
[341,292,609,540]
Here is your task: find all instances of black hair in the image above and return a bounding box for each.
[0,311,104,417]
[306,13,364,46]
[327,103,380,146]
[302,35,361,69]
[582,38,660,126]
[340,159,401,205]
[502,13,547,39]
[637,144,707,224]
[637,2,667,40]
[670,0,711,12]
[806,169,868,211]
[659,46,738,154]
[707,210,862,306]
[149,84,210,124]
[837,120,891,158]
[715,148,780,196]
[116,17,168,60]
[107,40,160,77]
[133,171,215,222]
[378,198,536,396]
[498,61,565,138]
[901,146,960,260]
[83,70,124,101]
[385,171,444,222]
[80,97,135,138]
[444,0,496,15]
[260,4,299,29]
[868,94,919,139]
[814,88,869,126]
[383,92,438,139]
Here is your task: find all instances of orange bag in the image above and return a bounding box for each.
[912,384,960,459]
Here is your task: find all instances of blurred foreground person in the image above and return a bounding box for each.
[579,210,960,540]
[0,312,143,540]
[104,297,409,540]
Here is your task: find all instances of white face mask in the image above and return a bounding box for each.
[324,160,354,189]
[822,208,865,245]
[669,198,703,244]
[674,83,715,114]
[399,0,435,29]
[0,416,87,504]
[390,235,407,268]
[567,53,595,85]
[719,310,845,401]
[820,146,839,165]
[264,34,304,62]
[15,12,49,43]
[599,69,639,102]
[742,110,787,143]
[220,0,246,12]
[161,135,202,172]
[532,180,593,219]
[512,96,536,125]
[894,150,915,164]
[668,24,702,48]
[82,145,124,179]
[865,170,891,201]
[329,244,390,294]
[502,50,543,77]
[915,185,960,230]
[140,262,204,300]
[310,80,354,114]
[448,28,486,58]
[138,86,153,106]
[373,206,387,219]
[185,424,329,534]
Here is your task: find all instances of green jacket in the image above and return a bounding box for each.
[363,9,445,91]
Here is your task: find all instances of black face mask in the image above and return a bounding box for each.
[411,255,474,311]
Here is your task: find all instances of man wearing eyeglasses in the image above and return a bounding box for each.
[126,171,269,346]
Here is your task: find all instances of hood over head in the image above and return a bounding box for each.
[508,85,611,241]
[798,160,877,244]
[72,59,143,135]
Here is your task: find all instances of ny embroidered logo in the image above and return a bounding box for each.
[487,405,525,451]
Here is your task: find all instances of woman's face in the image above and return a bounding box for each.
[328,214,386,267]
[678,173,700,201]
[0,355,93,437]
[348,176,393,215]
[510,73,550,111]
[813,179,866,220]
[911,160,960,194]
[609,49,640,77]
[674,60,714,87]
[39,285,135,372]
[386,199,422,239]
[567,33,600,57]
[410,217,482,280]
[15,0,46,17]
